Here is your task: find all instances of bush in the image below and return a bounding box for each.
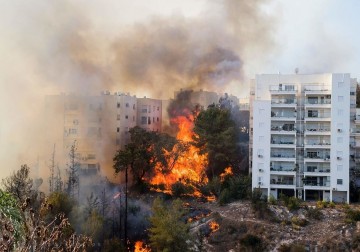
[280,195,301,211]
[218,188,231,206]
[291,216,307,227]
[316,200,329,209]
[268,194,277,205]
[329,201,336,208]
[240,234,262,249]
[345,209,360,223]
[227,176,251,200]
[306,207,323,220]
[171,182,194,197]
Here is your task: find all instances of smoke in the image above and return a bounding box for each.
[0,0,276,181]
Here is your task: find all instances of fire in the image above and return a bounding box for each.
[150,114,208,190]
[220,167,233,181]
[209,221,220,233]
[134,241,151,252]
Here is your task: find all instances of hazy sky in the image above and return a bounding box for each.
[0,0,359,178]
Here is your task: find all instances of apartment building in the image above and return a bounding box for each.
[250,73,357,203]
[45,92,162,177]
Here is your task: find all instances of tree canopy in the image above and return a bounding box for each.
[113,126,185,185]
[149,198,190,252]
[192,103,242,178]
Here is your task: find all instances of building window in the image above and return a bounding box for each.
[338,96,344,102]
[157,106,159,111]
[148,105,151,113]
[157,117,159,122]
[142,105,147,113]
[69,128,77,134]
[337,165,343,171]
[73,119,79,125]
[133,104,136,110]
[117,102,120,108]
[257,149,264,157]
[153,117,155,123]
[337,179,343,185]
[126,103,129,107]
[125,115,128,119]
[117,114,120,120]
[351,92,355,95]
[116,127,120,133]
[148,117,151,125]
[133,116,135,122]
[337,151,343,159]
[338,109,343,116]
[141,116,147,125]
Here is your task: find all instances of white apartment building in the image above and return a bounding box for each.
[250,73,357,203]
[137,97,162,132]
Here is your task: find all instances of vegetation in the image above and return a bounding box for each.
[149,198,191,252]
[306,207,323,220]
[193,103,242,179]
[280,194,301,211]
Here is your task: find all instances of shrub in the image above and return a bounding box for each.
[240,234,262,249]
[171,182,194,197]
[280,195,301,211]
[291,216,307,227]
[329,201,336,208]
[306,207,323,220]
[218,188,231,206]
[345,209,360,223]
[268,194,277,205]
[316,200,329,209]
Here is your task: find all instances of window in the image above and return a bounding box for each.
[125,115,128,119]
[116,127,119,133]
[133,104,136,110]
[337,165,343,171]
[117,102,120,108]
[337,151,343,159]
[257,149,264,157]
[338,109,343,116]
[69,128,77,134]
[148,105,151,113]
[126,103,129,108]
[157,106,159,111]
[157,117,159,122]
[133,116,135,122]
[117,114,120,120]
[351,92,355,95]
[337,137,343,143]
[153,117,155,123]
[338,96,344,102]
[308,110,318,118]
[141,116,147,125]
[142,105,147,113]
[337,179,343,185]
[148,117,151,125]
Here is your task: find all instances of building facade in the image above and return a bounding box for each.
[250,73,357,203]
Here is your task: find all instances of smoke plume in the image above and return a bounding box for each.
[0,0,276,181]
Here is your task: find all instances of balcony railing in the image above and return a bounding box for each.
[271,99,297,105]
[304,85,330,92]
[304,142,331,146]
[303,182,330,187]
[271,167,296,172]
[305,100,331,105]
[305,128,330,132]
[270,180,295,185]
[305,155,330,160]
[271,154,296,158]
[305,168,331,173]
[305,113,331,119]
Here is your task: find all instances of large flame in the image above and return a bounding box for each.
[150,113,208,190]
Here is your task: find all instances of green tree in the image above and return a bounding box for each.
[47,191,74,218]
[149,198,190,252]
[193,105,241,178]
[82,210,104,242]
[2,164,34,202]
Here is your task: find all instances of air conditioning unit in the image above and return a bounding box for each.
[337,157,342,160]
[259,169,264,172]
[332,188,337,191]
[258,154,263,158]
[258,182,263,186]
[338,129,342,132]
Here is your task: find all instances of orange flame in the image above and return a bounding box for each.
[220,167,233,181]
[209,221,220,233]
[134,241,151,252]
[150,114,208,190]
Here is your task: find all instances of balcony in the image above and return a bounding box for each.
[304,155,330,163]
[305,113,331,122]
[271,141,296,148]
[304,100,331,109]
[271,154,296,162]
[304,128,331,135]
[271,113,297,121]
[303,181,330,190]
[270,167,296,176]
[304,142,331,149]
[270,179,295,189]
[304,168,330,176]
[304,85,331,95]
[351,129,360,136]
[269,85,297,95]
[271,99,297,108]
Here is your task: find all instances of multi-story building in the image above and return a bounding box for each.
[250,73,357,203]
[45,92,162,179]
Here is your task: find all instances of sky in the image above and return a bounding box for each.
[0,0,359,179]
